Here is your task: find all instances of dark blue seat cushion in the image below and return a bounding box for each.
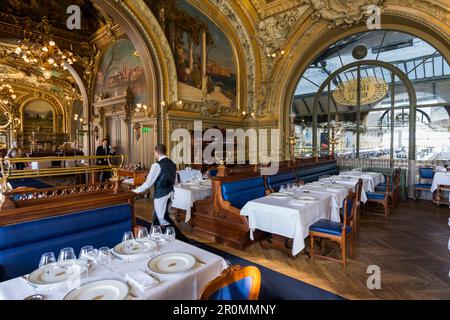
[0,204,132,282]
[209,169,218,177]
[367,192,386,200]
[266,171,297,191]
[222,177,266,209]
[309,219,352,236]
[414,183,432,189]
[209,276,253,300]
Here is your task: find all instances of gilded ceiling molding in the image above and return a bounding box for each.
[305,0,385,27]
[207,0,257,114]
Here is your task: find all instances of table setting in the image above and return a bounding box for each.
[177,168,203,183]
[0,226,227,300]
[172,177,212,222]
[241,183,334,255]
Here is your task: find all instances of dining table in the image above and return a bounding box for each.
[240,190,334,256]
[171,180,212,222]
[431,171,450,193]
[0,240,227,300]
[332,171,385,193]
[177,169,202,183]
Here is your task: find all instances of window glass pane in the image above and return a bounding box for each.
[416,107,450,160]
[360,111,391,158]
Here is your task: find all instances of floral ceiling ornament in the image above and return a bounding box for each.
[305,0,385,28]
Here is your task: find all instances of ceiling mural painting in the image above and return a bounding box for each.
[146,0,238,109]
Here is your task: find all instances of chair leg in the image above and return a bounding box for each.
[349,233,354,258]
[341,239,346,269]
[309,235,314,259]
[383,202,388,219]
[320,238,325,253]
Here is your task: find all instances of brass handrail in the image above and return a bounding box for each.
[0,155,125,191]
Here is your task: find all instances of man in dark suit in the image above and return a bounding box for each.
[96,138,115,182]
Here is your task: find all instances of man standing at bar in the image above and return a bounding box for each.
[96,138,115,182]
[132,144,187,240]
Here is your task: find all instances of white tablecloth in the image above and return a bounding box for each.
[178,170,202,183]
[431,172,450,193]
[336,172,384,192]
[323,178,368,203]
[302,184,352,220]
[172,182,212,222]
[240,191,333,256]
[0,240,227,300]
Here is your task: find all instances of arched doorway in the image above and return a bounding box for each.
[291,30,450,197]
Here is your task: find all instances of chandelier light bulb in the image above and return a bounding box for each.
[49,40,55,46]
[42,46,48,52]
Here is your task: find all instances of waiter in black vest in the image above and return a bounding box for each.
[132,144,186,239]
[96,138,115,182]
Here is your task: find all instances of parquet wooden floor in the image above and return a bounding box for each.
[135,198,450,300]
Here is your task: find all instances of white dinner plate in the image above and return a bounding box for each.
[294,196,319,202]
[147,252,195,274]
[269,192,289,198]
[113,239,157,256]
[63,279,129,300]
[289,199,306,206]
[28,260,88,286]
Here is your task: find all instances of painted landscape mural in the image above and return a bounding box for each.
[23,100,54,133]
[94,38,146,104]
[147,0,237,108]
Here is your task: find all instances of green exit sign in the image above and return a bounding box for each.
[141,127,152,133]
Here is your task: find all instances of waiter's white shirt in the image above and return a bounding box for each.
[132,156,175,226]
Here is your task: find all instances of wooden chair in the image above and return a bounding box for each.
[200,265,261,300]
[309,192,356,269]
[375,168,400,209]
[366,176,390,218]
[413,166,434,200]
[353,179,363,235]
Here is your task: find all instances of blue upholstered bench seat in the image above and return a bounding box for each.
[298,162,339,183]
[266,171,297,191]
[221,177,266,209]
[0,204,132,282]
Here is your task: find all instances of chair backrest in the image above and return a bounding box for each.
[355,178,363,205]
[200,265,261,300]
[418,167,434,180]
[382,175,391,195]
[342,192,356,229]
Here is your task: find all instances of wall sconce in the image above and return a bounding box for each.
[161,100,183,110]
[135,103,155,118]
[241,110,255,118]
[94,126,99,141]
[73,113,79,121]
[267,49,286,59]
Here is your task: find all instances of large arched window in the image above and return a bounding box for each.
[292,30,450,163]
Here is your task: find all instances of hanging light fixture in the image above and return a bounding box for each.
[0,83,17,106]
[12,17,76,80]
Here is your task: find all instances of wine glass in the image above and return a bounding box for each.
[39,252,56,269]
[58,247,76,267]
[79,245,96,266]
[165,227,176,251]
[279,185,285,193]
[97,247,112,265]
[150,225,163,243]
[135,226,149,242]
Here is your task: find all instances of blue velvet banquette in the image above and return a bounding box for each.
[298,161,339,183]
[0,203,133,282]
[221,176,266,209]
[265,170,298,192]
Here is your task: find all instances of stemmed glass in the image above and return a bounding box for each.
[39,252,56,270]
[58,247,76,266]
[165,227,176,252]
[135,226,149,243]
[97,246,114,273]
[150,225,164,244]
[279,185,285,193]
[57,247,79,290]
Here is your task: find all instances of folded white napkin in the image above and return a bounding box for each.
[124,270,158,296]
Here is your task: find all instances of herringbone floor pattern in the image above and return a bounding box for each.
[135,199,450,300]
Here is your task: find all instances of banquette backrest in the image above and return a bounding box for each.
[297,161,339,183]
[0,192,134,282]
[265,170,298,192]
[221,176,266,209]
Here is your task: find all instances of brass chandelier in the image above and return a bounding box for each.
[13,18,76,80]
[0,83,17,106]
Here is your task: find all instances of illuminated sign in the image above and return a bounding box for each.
[333,77,388,106]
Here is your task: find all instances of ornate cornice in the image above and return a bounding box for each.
[168,99,241,118]
[305,0,385,27]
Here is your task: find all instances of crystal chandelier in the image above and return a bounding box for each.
[0,83,17,106]
[13,18,76,80]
